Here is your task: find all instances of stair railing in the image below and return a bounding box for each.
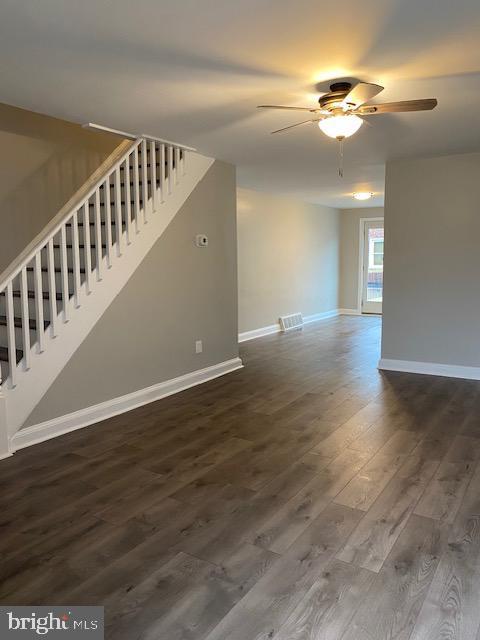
[0,135,194,391]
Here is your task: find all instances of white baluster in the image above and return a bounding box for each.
[124,159,132,244]
[47,239,58,335]
[34,253,45,352]
[150,140,157,212]
[180,149,186,176]
[83,202,92,293]
[159,144,165,203]
[5,282,17,388]
[94,188,103,281]
[174,147,180,185]
[71,212,81,307]
[20,267,31,371]
[59,226,70,322]
[133,146,140,234]
[104,177,113,268]
[114,167,123,256]
[167,145,173,195]
[141,139,148,224]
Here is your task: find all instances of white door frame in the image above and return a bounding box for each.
[357,217,384,315]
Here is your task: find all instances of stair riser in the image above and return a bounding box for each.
[0,296,61,324]
[36,228,119,263]
[97,183,158,205]
[64,224,123,247]
[0,324,38,351]
[26,270,77,297]
[41,246,98,272]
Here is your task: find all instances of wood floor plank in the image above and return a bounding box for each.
[204,503,363,640]
[342,514,448,640]
[251,448,371,553]
[273,559,376,640]
[334,430,421,511]
[336,453,440,572]
[311,400,388,459]
[408,462,480,640]
[414,435,480,523]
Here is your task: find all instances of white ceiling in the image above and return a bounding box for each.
[1,0,480,208]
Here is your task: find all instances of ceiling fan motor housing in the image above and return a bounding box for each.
[319,82,353,111]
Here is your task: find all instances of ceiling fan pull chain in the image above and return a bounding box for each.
[338,136,344,178]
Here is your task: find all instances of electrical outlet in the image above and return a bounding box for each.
[195,340,203,354]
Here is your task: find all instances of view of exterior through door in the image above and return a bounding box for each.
[361,218,384,314]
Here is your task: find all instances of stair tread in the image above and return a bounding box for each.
[66,220,127,228]
[26,266,86,274]
[0,346,23,363]
[0,290,63,301]
[105,180,154,187]
[87,200,144,207]
[0,315,49,330]
[120,163,160,169]
[53,244,107,249]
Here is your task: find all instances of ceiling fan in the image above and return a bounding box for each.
[257,81,437,176]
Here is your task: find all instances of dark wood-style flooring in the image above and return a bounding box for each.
[2,315,480,639]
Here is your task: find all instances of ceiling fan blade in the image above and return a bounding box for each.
[271,119,317,134]
[344,82,384,107]
[356,98,438,115]
[258,105,319,112]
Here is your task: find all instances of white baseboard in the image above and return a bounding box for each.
[303,310,339,324]
[238,309,340,343]
[378,358,480,381]
[238,324,280,343]
[12,357,243,451]
[338,308,361,315]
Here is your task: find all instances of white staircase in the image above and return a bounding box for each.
[0,134,214,457]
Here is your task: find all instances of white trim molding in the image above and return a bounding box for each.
[238,309,340,343]
[338,308,361,316]
[378,358,480,381]
[0,392,10,459]
[12,357,243,451]
[304,310,339,324]
[238,324,280,343]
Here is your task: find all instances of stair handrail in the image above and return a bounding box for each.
[0,138,136,289]
[0,132,195,290]
[0,131,194,393]
[83,123,197,152]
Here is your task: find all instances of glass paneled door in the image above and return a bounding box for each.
[361,219,384,314]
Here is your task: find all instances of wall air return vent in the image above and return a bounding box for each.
[279,313,303,332]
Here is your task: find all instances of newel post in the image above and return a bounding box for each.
[0,385,11,459]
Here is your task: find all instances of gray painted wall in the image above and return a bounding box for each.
[382,152,480,367]
[0,102,120,273]
[237,188,340,333]
[25,160,238,427]
[339,207,384,310]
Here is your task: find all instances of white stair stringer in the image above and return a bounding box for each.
[3,150,214,450]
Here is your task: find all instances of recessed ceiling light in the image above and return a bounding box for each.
[353,191,373,201]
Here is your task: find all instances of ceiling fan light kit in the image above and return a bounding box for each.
[258,81,437,179]
[318,114,363,139]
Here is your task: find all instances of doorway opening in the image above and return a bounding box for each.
[359,218,384,314]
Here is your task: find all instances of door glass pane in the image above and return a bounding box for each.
[367,226,384,302]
